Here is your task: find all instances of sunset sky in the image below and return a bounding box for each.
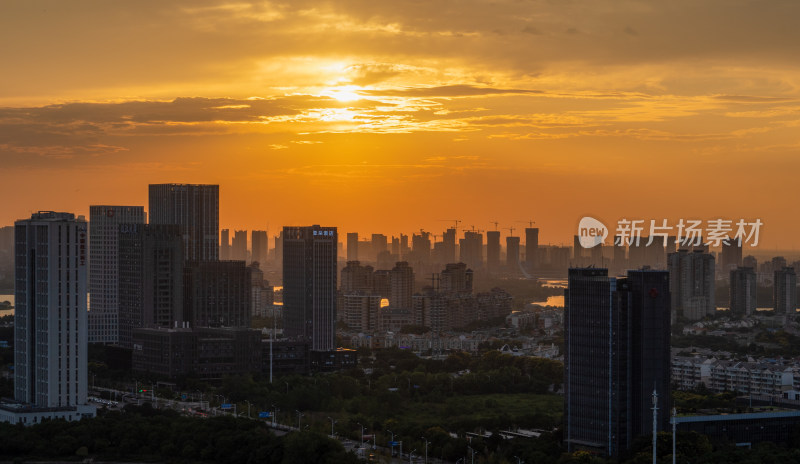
[2,1,800,248]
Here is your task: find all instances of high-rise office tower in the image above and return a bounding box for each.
[118,224,184,349]
[730,267,757,316]
[564,268,670,458]
[525,228,539,270]
[459,231,483,270]
[347,232,359,261]
[231,230,247,262]
[88,205,145,344]
[390,261,414,310]
[442,228,457,264]
[283,225,337,351]
[486,230,500,275]
[506,236,520,272]
[220,229,231,260]
[148,183,219,262]
[4,212,95,424]
[774,267,797,315]
[251,230,268,266]
[184,260,251,328]
[668,250,715,321]
[743,255,757,269]
[411,232,431,264]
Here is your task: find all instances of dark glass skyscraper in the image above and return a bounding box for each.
[283,225,337,351]
[564,268,671,458]
[148,184,219,262]
[118,224,184,349]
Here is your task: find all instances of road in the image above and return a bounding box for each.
[91,385,453,463]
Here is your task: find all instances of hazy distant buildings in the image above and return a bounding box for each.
[440,263,473,293]
[184,261,251,328]
[88,205,145,344]
[390,261,414,310]
[525,227,539,269]
[347,232,358,261]
[118,224,184,349]
[220,229,230,260]
[248,262,274,317]
[149,183,219,262]
[668,250,715,321]
[506,236,520,272]
[730,267,757,316]
[410,232,431,264]
[2,212,95,425]
[283,225,337,351]
[774,267,797,315]
[564,268,671,458]
[341,261,375,293]
[442,228,457,264]
[251,230,268,265]
[486,230,500,275]
[231,230,247,261]
[0,226,13,283]
[340,293,381,332]
[719,239,743,274]
[371,234,388,258]
[459,231,483,271]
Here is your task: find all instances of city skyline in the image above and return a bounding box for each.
[2,1,800,248]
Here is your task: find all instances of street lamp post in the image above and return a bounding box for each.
[295,410,303,430]
[387,429,395,456]
[327,416,336,436]
[421,437,428,464]
[245,400,251,418]
[468,446,476,464]
[410,449,416,464]
[357,422,365,448]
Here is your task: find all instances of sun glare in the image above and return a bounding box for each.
[323,85,364,102]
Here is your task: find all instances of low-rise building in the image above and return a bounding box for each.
[132,327,262,379]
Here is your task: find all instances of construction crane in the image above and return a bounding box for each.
[490,221,500,230]
[505,227,515,237]
[437,219,461,231]
[517,220,536,228]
